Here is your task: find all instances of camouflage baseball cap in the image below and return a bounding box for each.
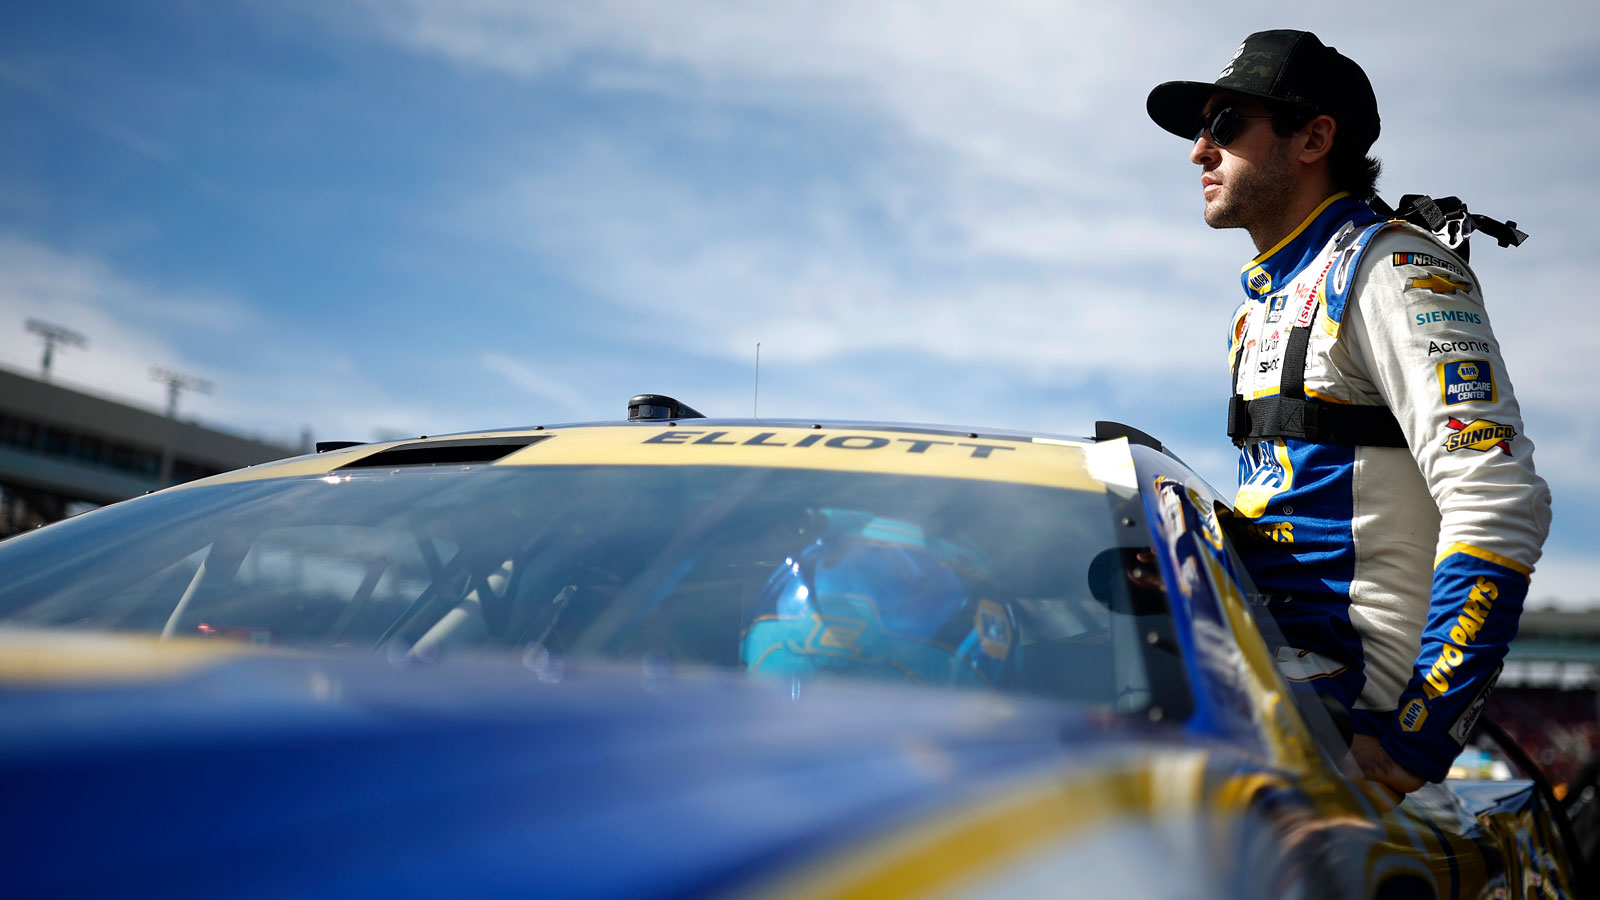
[1147,30,1379,154]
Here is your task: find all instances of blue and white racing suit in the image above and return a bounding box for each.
[1227,192,1552,783]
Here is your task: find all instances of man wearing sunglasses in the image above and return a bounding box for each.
[1148,31,1550,796]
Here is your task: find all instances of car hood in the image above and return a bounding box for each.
[0,635,1233,899]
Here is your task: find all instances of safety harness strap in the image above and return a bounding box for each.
[1228,300,1409,448]
[1228,395,1408,447]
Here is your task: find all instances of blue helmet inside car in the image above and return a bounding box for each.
[740,508,1017,690]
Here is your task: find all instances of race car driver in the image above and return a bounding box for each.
[1147,30,1551,793]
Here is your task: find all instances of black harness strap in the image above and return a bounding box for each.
[1227,301,1409,448]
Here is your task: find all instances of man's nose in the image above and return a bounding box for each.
[1190,132,1219,166]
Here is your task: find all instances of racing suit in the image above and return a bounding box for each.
[1226,192,1551,783]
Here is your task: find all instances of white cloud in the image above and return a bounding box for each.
[0,234,446,445]
[481,351,588,415]
[348,0,1600,609]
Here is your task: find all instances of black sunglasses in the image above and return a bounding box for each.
[1195,106,1275,147]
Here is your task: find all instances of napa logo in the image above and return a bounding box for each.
[1443,417,1516,455]
[1247,265,1272,294]
[1400,699,1429,732]
[1439,359,1496,406]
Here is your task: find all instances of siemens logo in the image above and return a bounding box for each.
[1415,309,1483,326]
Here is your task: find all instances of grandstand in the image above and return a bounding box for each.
[0,365,297,537]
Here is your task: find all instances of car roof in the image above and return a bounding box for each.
[180,418,1162,495]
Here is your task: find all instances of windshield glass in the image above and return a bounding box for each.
[0,464,1187,713]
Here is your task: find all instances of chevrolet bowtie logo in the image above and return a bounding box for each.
[1409,273,1472,294]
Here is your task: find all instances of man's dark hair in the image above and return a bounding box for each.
[1271,106,1383,202]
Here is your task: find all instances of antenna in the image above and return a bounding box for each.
[753,342,760,418]
[25,319,88,381]
[149,366,214,418]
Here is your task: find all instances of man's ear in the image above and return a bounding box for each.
[1298,114,1337,165]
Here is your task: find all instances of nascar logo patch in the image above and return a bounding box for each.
[1393,251,1467,278]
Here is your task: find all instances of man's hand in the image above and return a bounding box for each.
[1350,734,1426,795]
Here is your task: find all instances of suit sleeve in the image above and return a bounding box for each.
[1339,230,1552,782]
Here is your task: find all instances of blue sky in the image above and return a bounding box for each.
[3,1,1598,608]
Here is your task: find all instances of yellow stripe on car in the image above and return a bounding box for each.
[0,629,259,684]
[193,426,1104,493]
[747,753,1285,900]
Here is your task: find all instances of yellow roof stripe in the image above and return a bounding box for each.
[194,426,1103,493]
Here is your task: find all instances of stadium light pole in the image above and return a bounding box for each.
[25,320,88,381]
[148,366,214,419]
[149,366,215,485]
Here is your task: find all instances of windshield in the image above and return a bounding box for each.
[0,464,1187,714]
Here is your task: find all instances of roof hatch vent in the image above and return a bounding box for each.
[628,394,705,421]
[335,435,550,470]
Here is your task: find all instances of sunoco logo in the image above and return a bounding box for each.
[1443,418,1516,455]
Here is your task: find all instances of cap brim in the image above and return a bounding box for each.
[1145,80,1299,140]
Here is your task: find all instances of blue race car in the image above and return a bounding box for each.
[0,400,1584,899]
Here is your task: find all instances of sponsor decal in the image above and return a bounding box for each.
[1443,418,1516,455]
[1424,577,1498,697]
[1414,307,1484,327]
[1186,486,1226,551]
[1448,664,1501,745]
[1261,330,1281,354]
[1428,339,1493,356]
[1408,273,1473,295]
[1439,359,1496,406]
[1238,520,1294,543]
[1293,294,1319,328]
[1265,292,1289,323]
[1258,358,1281,375]
[1154,477,1188,538]
[1332,221,1360,251]
[1393,251,1467,278]
[1247,266,1272,294]
[1235,439,1293,518]
[1400,699,1429,733]
[1177,555,1202,598]
[1330,246,1361,297]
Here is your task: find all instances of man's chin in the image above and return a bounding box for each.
[1203,203,1237,229]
